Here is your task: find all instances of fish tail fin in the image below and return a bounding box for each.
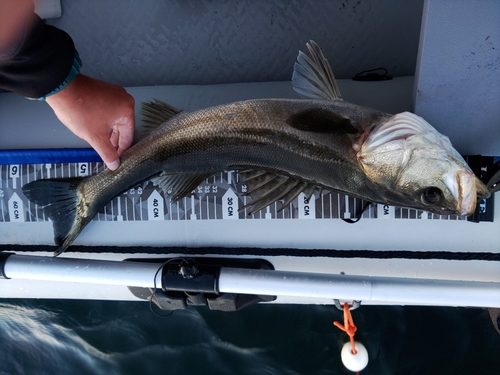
[22,178,89,256]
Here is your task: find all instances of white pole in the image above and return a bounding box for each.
[3,254,162,288]
[2,255,499,307]
[218,268,500,308]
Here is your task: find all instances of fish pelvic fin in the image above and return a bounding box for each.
[151,172,214,201]
[22,178,89,256]
[292,40,342,101]
[141,99,183,135]
[239,170,316,215]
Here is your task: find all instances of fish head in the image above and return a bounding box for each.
[357,112,490,216]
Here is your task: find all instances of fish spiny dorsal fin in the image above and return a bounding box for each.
[292,40,342,101]
[286,108,357,134]
[141,99,183,134]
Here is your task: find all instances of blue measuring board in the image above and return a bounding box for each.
[0,149,483,225]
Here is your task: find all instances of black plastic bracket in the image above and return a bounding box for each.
[127,257,276,312]
[465,155,496,222]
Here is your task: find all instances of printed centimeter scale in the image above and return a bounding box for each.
[0,162,465,223]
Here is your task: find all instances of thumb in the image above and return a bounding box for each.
[89,137,121,171]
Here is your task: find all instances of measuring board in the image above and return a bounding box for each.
[0,162,471,224]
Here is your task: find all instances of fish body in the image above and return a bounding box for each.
[22,41,490,256]
[95,98,388,203]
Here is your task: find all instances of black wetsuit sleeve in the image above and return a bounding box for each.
[0,14,75,98]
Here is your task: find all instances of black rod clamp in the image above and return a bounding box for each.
[484,161,500,194]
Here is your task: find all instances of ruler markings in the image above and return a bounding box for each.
[0,164,5,222]
[0,199,5,222]
[0,162,464,223]
[0,165,4,222]
[24,165,30,222]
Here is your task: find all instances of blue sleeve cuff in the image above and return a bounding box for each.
[35,50,82,101]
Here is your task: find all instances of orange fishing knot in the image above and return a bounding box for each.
[333,302,358,355]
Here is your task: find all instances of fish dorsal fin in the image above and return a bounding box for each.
[238,170,316,215]
[286,108,357,134]
[151,172,213,201]
[292,40,342,101]
[141,99,183,134]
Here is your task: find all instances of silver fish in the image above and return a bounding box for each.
[22,41,490,256]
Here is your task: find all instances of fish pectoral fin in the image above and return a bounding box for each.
[286,108,357,134]
[292,40,342,100]
[141,99,183,134]
[239,170,316,215]
[151,172,213,201]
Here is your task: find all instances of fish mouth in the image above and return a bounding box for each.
[445,170,490,216]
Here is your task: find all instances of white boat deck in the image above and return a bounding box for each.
[1,81,498,305]
[1,0,498,306]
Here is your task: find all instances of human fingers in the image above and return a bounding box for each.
[115,116,135,156]
[87,134,120,171]
[110,127,120,149]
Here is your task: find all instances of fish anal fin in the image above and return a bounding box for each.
[151,172,213,201]
[141,99,183,135]
[287,108,357,134]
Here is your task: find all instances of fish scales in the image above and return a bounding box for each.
[83,99,383,206]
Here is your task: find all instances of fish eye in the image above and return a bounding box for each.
[421,187,442,205]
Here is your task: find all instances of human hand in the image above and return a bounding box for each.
[46,74,135,170]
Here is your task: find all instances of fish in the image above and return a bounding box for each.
[22,40,490,256]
